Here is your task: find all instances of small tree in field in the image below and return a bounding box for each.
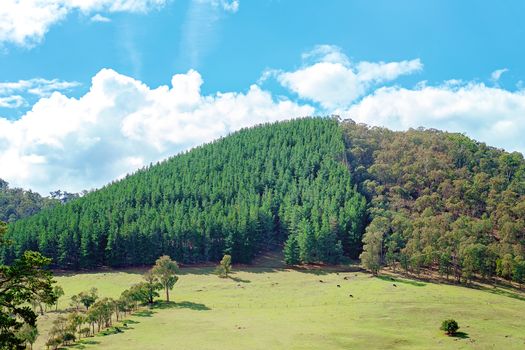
[53,285,65,311]
[78,288,98,310]
[142,271,163,304]
[216,254,232,278]
[440,319,459,336]
[152,255,179,302]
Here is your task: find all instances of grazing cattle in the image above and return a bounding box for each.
[337,284,341,288]
[393,284,397,287]
[349,294,354,298]
[319,280,324,283]
[343,276,348,280]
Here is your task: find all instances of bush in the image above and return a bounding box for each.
[440,319,459,335]
[215,255,232,278]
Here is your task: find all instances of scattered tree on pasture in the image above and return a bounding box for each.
[216,254,232,278]
[152,255,179,302]
[53,285,65,311]
[440,319,459,336]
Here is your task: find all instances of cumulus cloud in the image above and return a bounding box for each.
[0,68,313,194]
[344,82,525,154]
[0,0,169,47]
[276,45,422,109]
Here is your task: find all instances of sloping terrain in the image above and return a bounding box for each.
[2,118,366,268]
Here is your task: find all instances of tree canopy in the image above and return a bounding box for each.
[342,120,525,283]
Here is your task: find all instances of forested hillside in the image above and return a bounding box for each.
[1,118,366,268]
[0,180,58,222]
[3,117,525,284]
[343,120,525,284]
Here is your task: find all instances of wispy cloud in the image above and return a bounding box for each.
[491,68,508,84]
[118,22,143,78]
[90,14,111,23]
[179,0,240,68]
[0,78,80,96]
[0,78,80,109]
[0,95,25,108]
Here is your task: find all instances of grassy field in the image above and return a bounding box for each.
[33,266,525,350]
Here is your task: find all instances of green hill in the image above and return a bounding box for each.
[2,118,366,269]
[3,117,525,285]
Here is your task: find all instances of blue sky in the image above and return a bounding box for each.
[1,0,525,194]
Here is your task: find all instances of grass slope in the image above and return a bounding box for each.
[34,267,525,350]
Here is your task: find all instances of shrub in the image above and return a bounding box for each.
[440,319,459,335]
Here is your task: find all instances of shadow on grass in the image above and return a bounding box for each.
[229,275,251,283]
[376,274,426,287]
[451,331,469,339]
[67,339,100,349]
[121,319,139,325]
[133,310,155,317]
[291,264,363,276]
[482,286,525,302]
[152,300,211,311]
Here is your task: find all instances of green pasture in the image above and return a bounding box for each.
[34,267,525,349]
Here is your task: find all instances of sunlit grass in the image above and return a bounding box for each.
[34,267,525,349]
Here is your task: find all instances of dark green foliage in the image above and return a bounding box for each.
[78,288,98,310]
[0,250,56,349]
[283,234,300,265]
[215,254,232,277]
[0,179,58,223]
[440,319,459,335]
[342,120,525,282]
[2,118,366,268]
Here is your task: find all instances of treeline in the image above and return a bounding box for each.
[44,256,179,349]
[343,120,525,284]
[0,179,59,222]
[2,118,366,268]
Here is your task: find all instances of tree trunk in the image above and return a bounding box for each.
[166,286,169,302]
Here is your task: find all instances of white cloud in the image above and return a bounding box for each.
[0,78,79,109]
[0,78,80,97]
[277,45,422,109]
[491,68,508,83]
[198,0,239,13]
[0,95,25,108]
[301,44,350,66]
[0,0,169,47]
[0,68,313,194]
[344,82,525,154]
[90,13,111,22]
